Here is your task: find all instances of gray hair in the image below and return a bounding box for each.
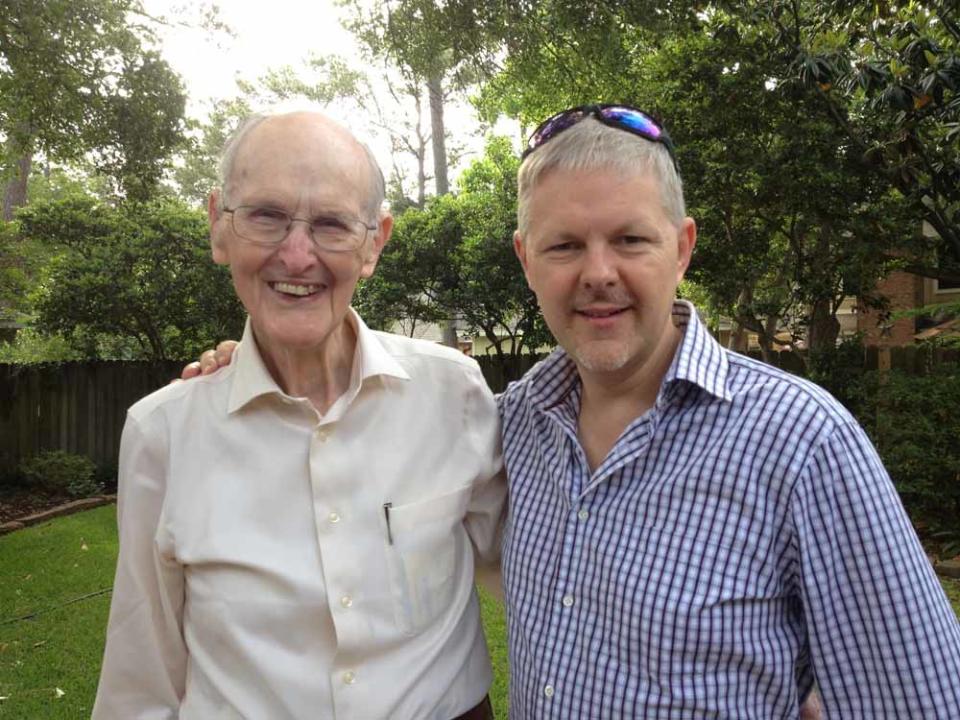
[218,112,386,223]
[516,116,686,236]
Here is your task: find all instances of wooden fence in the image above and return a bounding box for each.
[1,344,957,479]
[0,361,181,478]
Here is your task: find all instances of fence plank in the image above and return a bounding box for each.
[0,362,181,478]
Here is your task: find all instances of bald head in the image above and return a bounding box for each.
[219,111,386,222]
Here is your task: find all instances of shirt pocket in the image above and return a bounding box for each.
[384,484,472,635]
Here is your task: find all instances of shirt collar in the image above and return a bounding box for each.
[663,300,732,403]
[524,300,732,412]
[227,308,410,414]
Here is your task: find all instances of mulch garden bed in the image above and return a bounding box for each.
[0,488,78,525]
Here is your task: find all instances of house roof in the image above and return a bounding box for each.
[914,316,960,340]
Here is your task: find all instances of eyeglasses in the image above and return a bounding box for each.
[222,205,377,252]
[522,104,678,169]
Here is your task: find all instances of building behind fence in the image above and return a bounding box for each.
[1,345,957,479]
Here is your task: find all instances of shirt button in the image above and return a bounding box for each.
[316,427,330,441]
[577,508,589,520]
[562,594,574,607]
[342,671,356,685]
[544,684,555,698]
[328,511,341,524]
[340,595,353,608]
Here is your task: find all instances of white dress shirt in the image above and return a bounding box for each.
[93,310,506,720]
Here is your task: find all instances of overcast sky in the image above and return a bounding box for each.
[143,0,361,116]
[140,0,520,189]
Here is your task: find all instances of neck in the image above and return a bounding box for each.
[575,320,683,472]
[255,322,356,415]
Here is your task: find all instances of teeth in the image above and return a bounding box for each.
[272,282,320,297]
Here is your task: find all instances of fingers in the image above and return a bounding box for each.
[179,340,239,382]
[213,340,239,370]
[199,349,219,375]
[179,361,201,381]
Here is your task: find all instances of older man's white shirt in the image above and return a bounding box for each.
[93,310,505,720]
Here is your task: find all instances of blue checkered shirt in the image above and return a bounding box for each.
[498,301,960,719]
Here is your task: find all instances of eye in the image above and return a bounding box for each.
[618,234,650,251]
[542,241,578,255]
[245,207,288,224]
[311,214,350,231]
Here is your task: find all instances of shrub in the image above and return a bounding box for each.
[856,367,960,554]
[807,335,868,412]
[18,450,102,498]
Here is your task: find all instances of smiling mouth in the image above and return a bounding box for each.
[270,281,323,297]
[577,307,628,318]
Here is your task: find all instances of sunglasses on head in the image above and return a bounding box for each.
[522,104,678,170]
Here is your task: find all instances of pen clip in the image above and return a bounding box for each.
[383,502,393,545]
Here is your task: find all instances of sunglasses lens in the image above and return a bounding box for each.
[528,109,586,151]
[599,107,663,141]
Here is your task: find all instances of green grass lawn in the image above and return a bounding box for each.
[0,506,117,719]
[1,508,958,719]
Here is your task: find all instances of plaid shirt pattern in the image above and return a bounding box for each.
[498,301,960,719]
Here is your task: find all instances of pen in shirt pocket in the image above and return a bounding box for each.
[383,502,393,545]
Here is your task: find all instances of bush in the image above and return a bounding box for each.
[18,450,102,498]
[856,367,960,554]
[807,335,867,412]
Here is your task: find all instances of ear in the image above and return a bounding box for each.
[359,212,394,279]
[675,217,697,282]
[208,190,229,265]
[513,230,533,288]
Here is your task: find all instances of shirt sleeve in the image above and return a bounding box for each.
[790,419,960,717]
[461,365,508,566]
[92,411,187,719]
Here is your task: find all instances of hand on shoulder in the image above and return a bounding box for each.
[179,341,239,380]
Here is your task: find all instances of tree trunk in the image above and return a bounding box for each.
[426,70,457,347]
[3,152,32,221]
[427,70,448,196]
[807,296,840,355]
[758,315,779,364]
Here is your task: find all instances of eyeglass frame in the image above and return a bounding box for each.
[220,204,379,253]
[521,104,679,171]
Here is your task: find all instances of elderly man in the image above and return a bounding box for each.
[188,105,960,718]
[93,111,504,719]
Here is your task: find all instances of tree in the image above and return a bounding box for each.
[459,0,960,284]
[356,137,549,377]
[342,0,497,346]
[172,97,252,207]
[450,136,550,370]
[254,53,439,207]
[762,0,960,283]
[397,0,955,351]
[20,196,245,360]
[0,0,188,217]
[644,17,909,359]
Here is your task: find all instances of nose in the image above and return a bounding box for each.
[581,242,618,289]
[275,222,318,274]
